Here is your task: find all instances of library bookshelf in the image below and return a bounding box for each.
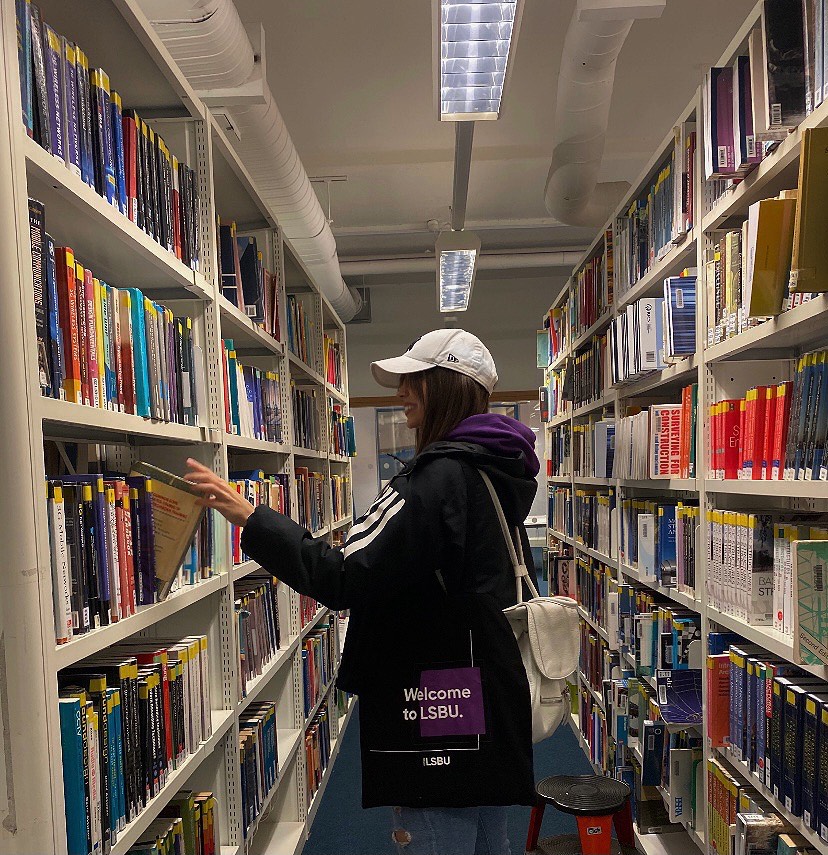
[0,1,353,854]
[541,3,828,853]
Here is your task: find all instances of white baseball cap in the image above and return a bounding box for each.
[371,329,498,394]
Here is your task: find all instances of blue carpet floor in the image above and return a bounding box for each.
[305,704,592,855]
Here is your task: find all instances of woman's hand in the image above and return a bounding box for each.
[184,458,255,527]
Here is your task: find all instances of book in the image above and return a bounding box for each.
[793,540,828,666]
[59,697,88,855]
[762,0,808,131]
[128,463,205,601]
[649,404,682,478]
[743,196,798,317]
[790,127,828,293]
[656,669,702,726]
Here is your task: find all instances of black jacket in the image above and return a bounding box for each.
[240,441,537,808]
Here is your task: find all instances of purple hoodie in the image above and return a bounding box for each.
[445,413,540,477]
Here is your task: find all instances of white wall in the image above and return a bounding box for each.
[351,401,546,522]
[346,273,567,397]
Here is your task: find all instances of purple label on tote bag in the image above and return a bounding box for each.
[414,667,486,738]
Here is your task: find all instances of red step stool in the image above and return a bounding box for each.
[525,775,636,855]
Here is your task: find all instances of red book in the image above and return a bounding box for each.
[121,113,138,224]
[720,399,741,479]
[706,653,730,747]
[679,385,690,479]
[771,381,794,480]
[761,386,777,480]
[742,387,767,480]
[55,248,82,404]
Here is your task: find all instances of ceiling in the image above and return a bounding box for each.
[233,0,757,284]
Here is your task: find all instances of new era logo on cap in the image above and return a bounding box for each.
[371,329,498,394]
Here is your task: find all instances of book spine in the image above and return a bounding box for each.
[48,483,73,643]
[42,24,64,161]
[55,247,81,403]
[16,0,33,135]
[108,287,123,412]
[59,699,88,855]
[109,92,127,216]
[28,4,50,151]
[74,49,94,187]
[28,197,51,395]
[61,39,80,177]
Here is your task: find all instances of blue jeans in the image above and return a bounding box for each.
[391,806,511,855]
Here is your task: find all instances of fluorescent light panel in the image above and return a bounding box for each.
[440,2,518,120]
[436,231,481,312]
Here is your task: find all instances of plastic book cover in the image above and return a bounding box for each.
[656,669,702,726]
[793,540,828,666]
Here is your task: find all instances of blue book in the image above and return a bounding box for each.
[790,354,819,479]
[670,616,700,669]
[74,49,94,187]
[641,719,666,786]
[657,504,677,586]
[656,670,702,726]
[224,339,241,434]
[783,684,828,817]
[105,691,118,842]
[243,365,257,438]
[664,276,697,357]
[746,657,758,772]
[806,353,828,478]
[110,92,127,216]
[61,38,80,178]
[16,0,33,135]
[44,233,64,399]
[125,288,150,416]
[42,24,65,161]
[90,68,116,205]
[59,698,88,855]
[707,632,740,655]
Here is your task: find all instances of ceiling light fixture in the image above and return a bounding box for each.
[436,0,524,121]
[436,230,481,312]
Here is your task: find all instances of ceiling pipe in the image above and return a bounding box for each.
[339,250,584,277]
[451,122,475,231]
[544,0,666,228]
[137,0,361,321]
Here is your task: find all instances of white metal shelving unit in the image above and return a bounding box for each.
[542,4,828,853]
[0,1,354,853]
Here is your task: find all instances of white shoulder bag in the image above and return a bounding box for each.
[479,470,580,743]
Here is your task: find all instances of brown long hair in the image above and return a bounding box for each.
[405,367,490,454]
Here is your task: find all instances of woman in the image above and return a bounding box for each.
[186,329,540,855]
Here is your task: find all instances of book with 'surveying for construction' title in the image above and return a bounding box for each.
[129,462,205,601]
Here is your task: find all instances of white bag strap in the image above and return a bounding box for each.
[478,469,540,603]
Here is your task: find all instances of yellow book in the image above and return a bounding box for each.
[791,127,828,291]
[744,196,797,315]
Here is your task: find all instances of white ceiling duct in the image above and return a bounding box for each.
[544,0,665,228]
[138,0,361,321]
